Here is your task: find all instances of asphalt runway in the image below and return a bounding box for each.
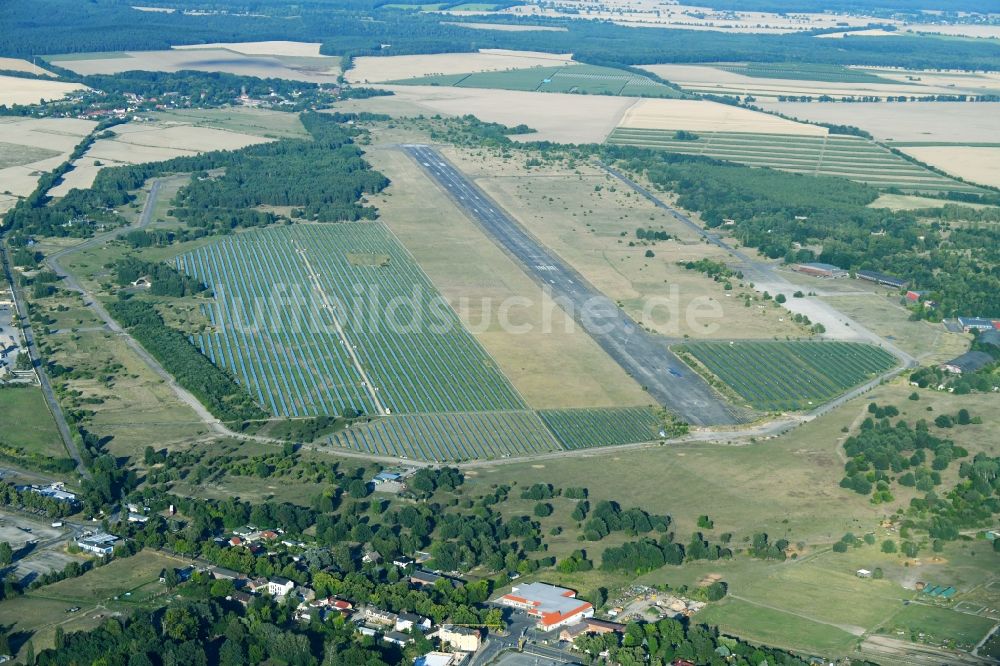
[402,144,740,426]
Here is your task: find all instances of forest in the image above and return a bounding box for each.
[4,0,1000,72]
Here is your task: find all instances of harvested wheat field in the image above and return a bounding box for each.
[618,98,825,136]
[0,118,96,206]
[337,85,636,143]
[759,101,1000,143]
[50,49,340,83]
[0,74,86,106]
[0,57,55,76]
[897,146,1000,188]
[172,41,324,57]
[50,121,271,195]
[346,49,574,83]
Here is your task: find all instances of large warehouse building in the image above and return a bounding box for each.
[498,583,594,630]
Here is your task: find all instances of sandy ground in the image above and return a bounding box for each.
[346,49,574,83]
[173,40,324,56]
[897,146,1000,188]
[0,117,96,201]
[336,84,636,143]
[440,21,568,32]
[0,74,86,106]
[0,57,55,76]
[51,49,341,83]
[758,101,1000,143]
[49,121,272,195]
[618,98,826,135]
[641,64,1000,99]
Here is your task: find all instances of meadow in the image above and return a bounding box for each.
[605,128,981,194]
[677,341,898,411]
[713,62,897,84]
[392,63,682,98]
[0,387,65,460]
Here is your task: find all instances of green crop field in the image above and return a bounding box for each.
[677,341,897,411]
[605,128,981,194]
[0,141,60,169]
[176,224,526,418]
[392,64,682,98]
[539,407,665,449]
[714,62,898,84]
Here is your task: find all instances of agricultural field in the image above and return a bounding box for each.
[0,117,96,211]
[0,57,55,76]
[617,98,824,135]
[326,411,560,461]
[676,341,898,411]
[332,85,635,143]
[605,128,981,193]
[392,63,682,98]
[713,62,896,84]
[147,107,309,140]
[47,48,341,84]
[346,49,574,84]
[538,407,664,449]
[176,224,526,417]
[0,74,85,107]
[894,145,1000,188]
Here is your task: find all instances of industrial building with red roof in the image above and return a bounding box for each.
[498,582,594,630]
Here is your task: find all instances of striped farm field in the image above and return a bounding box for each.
[175,224,525,418]
[392,63,682,98]
[539,407,665,449]
[326,411,560,461]
[605,128,982,194]
[676,341,897,412]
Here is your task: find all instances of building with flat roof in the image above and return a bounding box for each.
[75,532,119,556]
[498,582,593,630]
[792,262,848,279]
[957,317,997,332]
[941,351,993,375]
[857,269,907,289]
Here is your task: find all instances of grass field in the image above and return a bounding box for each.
[149,107,309,139]
[0,141,60,169]
[392,63,682,98]
[0,387,64,459]
[676,341,897,411]
[883,603,996,649]
[176,224,526,417]
[605,128,981,193]
[714,62,897,84]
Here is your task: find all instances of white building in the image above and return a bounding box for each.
[267,577,295,598]
[498,582,594,630]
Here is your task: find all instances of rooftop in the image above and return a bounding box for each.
[503,582,588,616]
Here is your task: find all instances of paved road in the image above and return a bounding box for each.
[402,144,739,427]
[1,244,89,479]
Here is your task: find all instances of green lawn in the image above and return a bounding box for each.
[0,387,65,459]
[882,603,996,649]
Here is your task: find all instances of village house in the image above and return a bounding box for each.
[439,625,481,652]
[395,612,432,633]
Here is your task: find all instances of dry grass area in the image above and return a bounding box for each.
[0,74,85,106]
[51,120,272,195]
[816,28,899,38]
[336,85,636,143]
[51,48,340,83]
[617,98,825,135]
[869,193,998,211]
[897,146,1000,188]
[346,48,573,83]
[172,40,324,56]
[364,144,650,409]
[441,144,804,341]
[760,101,1000,143]
[0,117,96,209]
[0,57,55,76]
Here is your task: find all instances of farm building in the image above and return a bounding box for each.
[941,351,993,374]
[906,290,926,302]
[957,317,998,332]
[792,262,848,279]
[498,582,594,629]
[857,269,908,289]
